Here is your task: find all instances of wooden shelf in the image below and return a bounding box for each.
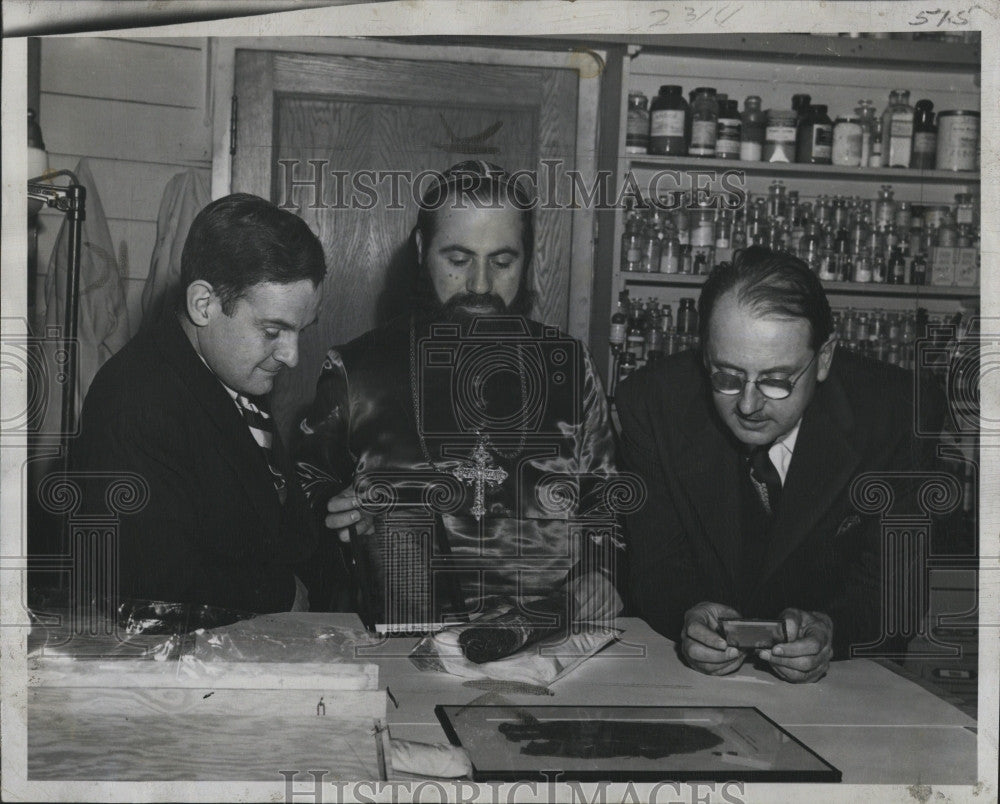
[624,155,980,186]
[618,270,979,299]
[574,33,979,72]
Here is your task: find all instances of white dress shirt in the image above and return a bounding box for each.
[769,420,801,486]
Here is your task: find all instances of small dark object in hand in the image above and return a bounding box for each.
[717,618,787,650]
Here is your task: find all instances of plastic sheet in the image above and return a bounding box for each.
[188,612,377,664]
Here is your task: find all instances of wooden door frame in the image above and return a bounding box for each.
[210,36,603,342]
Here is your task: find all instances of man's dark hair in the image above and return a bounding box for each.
[410,161,536,316]
[180,193,326,315]
[698,246,834,350]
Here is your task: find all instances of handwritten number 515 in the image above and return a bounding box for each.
[909,8,973,26]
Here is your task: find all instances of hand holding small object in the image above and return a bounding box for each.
[680,601,746,676]
[325,484,374,543]
[756,608,833,683]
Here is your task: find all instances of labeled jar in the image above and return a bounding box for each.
[764,109,798,162]
[954,193,976,226]
[648,85,688,155]
[715,99,742,160]
[936,110,979,171]
[831,116,863,166]
[910,99,936,169]
[796,105,833,164]
[740,96,765,161]
[689,87,719,157]
[626,91,650,154]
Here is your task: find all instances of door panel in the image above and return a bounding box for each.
[233,49,579,436]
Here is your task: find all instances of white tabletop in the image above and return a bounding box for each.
[361,617,976,785]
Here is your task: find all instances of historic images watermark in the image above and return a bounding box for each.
[276,159,748,213]
[279,771,747,804]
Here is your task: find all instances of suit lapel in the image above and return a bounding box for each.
[152,315,281,528]
[760,369,861,585]
[673,382,745,588]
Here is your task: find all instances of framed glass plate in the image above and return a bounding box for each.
[436,704,841,783]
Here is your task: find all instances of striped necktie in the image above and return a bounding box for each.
[748,444,782,517]
[235,394,287,504]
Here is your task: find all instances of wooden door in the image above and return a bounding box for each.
[232,49,579,435]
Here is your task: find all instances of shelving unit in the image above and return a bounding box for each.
[590,34,981,386]
[618,271,978,299]
[625,154,980,185]
[590,34,981,711]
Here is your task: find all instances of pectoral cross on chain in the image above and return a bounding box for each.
[452,434,508,521]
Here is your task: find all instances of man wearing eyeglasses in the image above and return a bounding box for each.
[616,246,944,683]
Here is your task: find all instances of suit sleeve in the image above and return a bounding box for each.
[294,348,358,528]
[825,370,950,659]
[562,346,627,616]
[615,373,704,641]
[73,396,296,613]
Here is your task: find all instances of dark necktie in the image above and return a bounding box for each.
[236,394,287,504]
[748,444,782,517]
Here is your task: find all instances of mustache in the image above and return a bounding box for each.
[439,292,510,320]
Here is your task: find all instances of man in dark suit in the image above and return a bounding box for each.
[74,194,338,613]
[616,246,945,683]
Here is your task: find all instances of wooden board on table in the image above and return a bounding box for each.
[28,659,389,781]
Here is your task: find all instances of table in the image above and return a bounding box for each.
[357,616,977,785]
[27,612,978,786]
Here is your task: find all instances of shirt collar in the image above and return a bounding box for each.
[775,419,801,456]
[196,352,241,404]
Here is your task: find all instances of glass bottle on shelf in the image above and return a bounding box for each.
[888,246,907,284]
[677,297,699,335]
[798,221,822,273]
[620,209,643,272]
[659,218,681,274]
[843,307,858,342]
[869,115,884,167]
[740,96,765,161]
[610,291,628,355]
[857,311,871,343]
[884,89,914,168]
[853,247,872,283]
[626,91,651,154]
[747,202,768,247]
[767,181,787,222]
[626,301,645,360]
[715,99,742,160]
[796,104,833,164]
[791,93,812,128]
[832,115,863,167]
[645,301,664,362]
[689,198,716,271]
[640,216,661,273]
[855,99,875,166]
[875,186,896,231]
[689,87,719,157]
[764,109,798,162]
[817,228,837,282]
[648,85,688,156]
[660,303,674,335]
[833,223,851,282]
[910,100,936,169]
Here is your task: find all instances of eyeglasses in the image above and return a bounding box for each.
[708,351,818,400]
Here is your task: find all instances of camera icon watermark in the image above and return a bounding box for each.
[1,324,79,441]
